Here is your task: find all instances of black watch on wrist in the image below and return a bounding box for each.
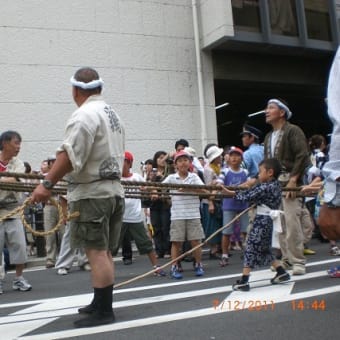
[42,179,54,190]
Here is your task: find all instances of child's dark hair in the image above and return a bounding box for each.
[309,134,326,151]
[24,161,31,174]
[259,158,281,179]
[152,150,167,168]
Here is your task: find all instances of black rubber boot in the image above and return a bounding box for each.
[78,301,97,314]
[74,285,115,328]
[78,289,97,314]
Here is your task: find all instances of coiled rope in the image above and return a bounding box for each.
[0,197,79,236]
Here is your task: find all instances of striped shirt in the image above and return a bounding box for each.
[162,172,203,220]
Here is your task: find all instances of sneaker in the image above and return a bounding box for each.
[183,256,194,262]
[154,266,166,277]
[303,248,316,255]
[209,252,221,260]
[177,262,183,272]
[0,280,3,294]
[57,268,69,275]
[46,261,55,269]
[12,276,32,291]
[194,264,204,277]
[192,260,197,270]
[271,272,290,284]
[170,266,183,279]
[281,260,293,270]
[328,271,340,278]
[327,265,340,273]
[232,280,250,291]
[123,258,133,265]
[292,265,306,275]
[220,256,229,267]
[327,266,340,274]
[327,266,340,278]
[80,263,91,271]
[330,246,340,256]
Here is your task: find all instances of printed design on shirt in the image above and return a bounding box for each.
[104,106,122,133]
[0,160,20,206]
[99,157,121,180]
[67,182,76,192]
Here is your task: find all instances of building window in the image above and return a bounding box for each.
[304,0,332,41]
[232,0,261,32]
[268,0,298,36]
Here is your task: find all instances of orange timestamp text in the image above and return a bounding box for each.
[291,299,326,311]
[212,299,276,311]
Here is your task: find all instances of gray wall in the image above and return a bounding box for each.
[0,0,218,170]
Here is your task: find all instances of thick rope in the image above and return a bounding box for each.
[0,197,79,237]
[0,181,316,199]
[0,171,306,192]
[114,205,254,288]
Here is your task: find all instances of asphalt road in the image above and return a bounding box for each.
[0,238,339,340]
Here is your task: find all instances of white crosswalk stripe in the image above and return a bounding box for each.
[0,259,339,339]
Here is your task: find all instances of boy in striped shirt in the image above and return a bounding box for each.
[162,150,206,279]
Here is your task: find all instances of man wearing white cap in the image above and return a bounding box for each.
[264,98,310,275]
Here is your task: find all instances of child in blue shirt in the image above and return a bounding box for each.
[217,147,249,266]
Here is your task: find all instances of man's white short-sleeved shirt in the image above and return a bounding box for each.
[57,95,125,202]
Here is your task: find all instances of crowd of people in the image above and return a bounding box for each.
[0,64,338,328]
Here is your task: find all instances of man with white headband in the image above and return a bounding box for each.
[31,67,125,328]
[264,98,310,276]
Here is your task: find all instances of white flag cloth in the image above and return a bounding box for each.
[323,46,340,206]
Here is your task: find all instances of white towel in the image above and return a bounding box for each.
[256,204,284,248]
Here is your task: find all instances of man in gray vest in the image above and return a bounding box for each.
[264,99,310,275]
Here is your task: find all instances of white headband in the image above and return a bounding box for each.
[70,76,104,89]
[268,99,292,120]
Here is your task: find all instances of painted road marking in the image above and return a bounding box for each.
[0,259,338,339]
[1,257,338,310]
[18,285,340,340]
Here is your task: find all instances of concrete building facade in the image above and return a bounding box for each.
[0,0,218,169]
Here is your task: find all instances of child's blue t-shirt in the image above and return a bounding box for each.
[219,168,249,211]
